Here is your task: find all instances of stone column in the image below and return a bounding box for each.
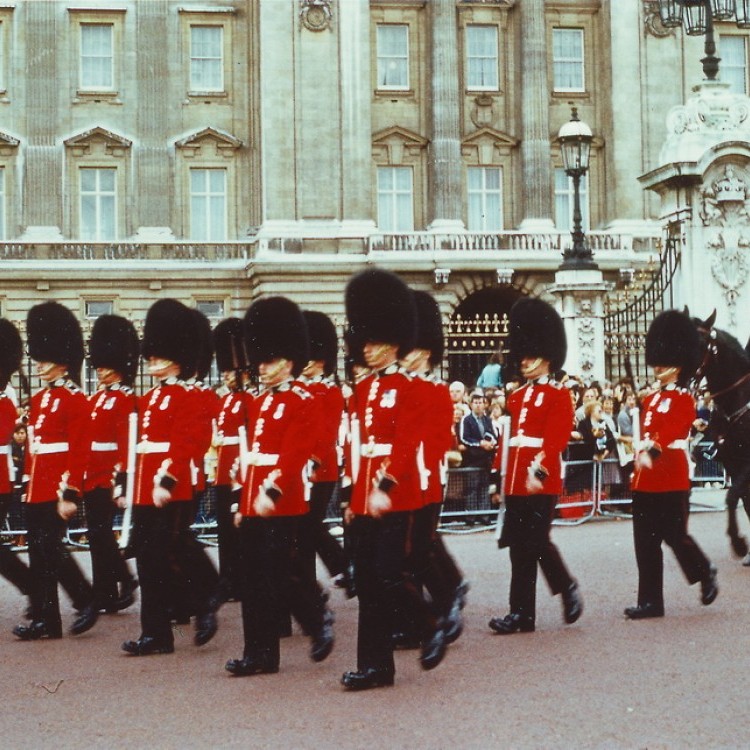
[427,0,464,232]
[134,0,173,239]
[339,0,375,239]
[518,0,554,231]
[22,0,63,238]
[549,270,610,383]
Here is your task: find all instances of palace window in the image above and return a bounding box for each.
[467,167,503,232]
[552,28,585,92]
[720,35,747,94]
[377,24,409,90]
[80,167,117,241]
[466,25,499,91]
[190,168,227,241]
[80,24,114,91]
[85,300,114,319]
[190,25,224,92]
[377,166,413,232]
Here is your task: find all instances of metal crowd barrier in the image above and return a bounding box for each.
[0,443,729,550]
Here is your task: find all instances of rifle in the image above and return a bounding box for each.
[494,415,511,541]
[118,411,138,550]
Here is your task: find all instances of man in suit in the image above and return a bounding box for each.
[458,391,497,513]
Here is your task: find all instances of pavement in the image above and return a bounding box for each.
[1,497,749,749]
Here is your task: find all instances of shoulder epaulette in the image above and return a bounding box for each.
[65,380,83,394]
[292,384,313,400]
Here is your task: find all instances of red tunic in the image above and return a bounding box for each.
[238,381,316,518]
[349,364,422,515]
[214,389,249,487]
[134,378,194,506]
[85,383,137,492]
[414,375,454,507]
[26,379,89,503]
[504,378,573,497]
[631,384,694,493]
[0,393,16,494]
[304,376,345,484]
[186,380,218,493]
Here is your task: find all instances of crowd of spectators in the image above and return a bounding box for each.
[446,354,723,518]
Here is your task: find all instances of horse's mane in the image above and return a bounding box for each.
[715,327,750,367]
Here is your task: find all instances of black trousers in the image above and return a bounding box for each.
[238,515,325,666]
[26,501,93,631]
[215,483,242,599]
[84,487,132,609]
[501,495,574,622]
[632,490,712,609]
[307,481,347,578]
[0,492,32,596]
[350,512,438,676]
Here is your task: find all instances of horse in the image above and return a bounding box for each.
[692,310,750,558]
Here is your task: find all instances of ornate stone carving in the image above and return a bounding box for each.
[642,1,675,38]
[576,298,596,377]
[470,95,497,130]
[700,165,750,326]
[300,0,332,32]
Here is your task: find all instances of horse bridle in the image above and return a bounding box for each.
[694,324,750,423]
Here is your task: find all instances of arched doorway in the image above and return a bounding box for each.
[446,286,524,387]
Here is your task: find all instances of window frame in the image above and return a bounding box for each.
[189,167,228,242]
[377,165,414,233]
[719,34,748,95]
[69,9,124,101]
[555,167,589,233]
[467,166,504,232]
[179,8,234,100]
[79,166,118,242]
[189,24,225,94]
[552,27,585,94]
[465,25,499,92]
[376,24,410,91]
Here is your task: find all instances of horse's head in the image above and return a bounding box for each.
[691,310,750,397]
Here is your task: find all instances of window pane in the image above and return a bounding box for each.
[555,167,589,232]
[85,300,114,318]
[377,166,413,232]
[81,24,113,89]
[80,168,117,241]
[466,26,498,89]
[720,35,747,94]
[191,26,223,91]
[467,167,502,232]
[552,28,584,92]
[377,25,408,88]
[190,168,227,241]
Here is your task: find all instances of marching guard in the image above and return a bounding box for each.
[84,314,139,614]
[122,299,218,656]
[225,297,333,677]
[340,268,447,691]
[0,319,32,606]
[400,290,467,645]
[300,310,352,594]
[489,297,582,635]
[14,302,99,640]
[212,317,249,603]
[625,310,718,619]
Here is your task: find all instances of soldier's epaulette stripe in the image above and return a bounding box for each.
[65,381,82,393]
[291,385,312,399]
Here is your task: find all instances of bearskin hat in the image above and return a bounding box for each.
[213,317,248,373]
[303,311,338,376]
[27,302,85,384]
[142,299,195,377]
[89,315,140,386]
[413,290,444,366]
[646,309,701,383]
[0,319,22,391]
[190,309,214,381]
[243,297,309,377]
[508,297,567,371]
[344,267,416,358]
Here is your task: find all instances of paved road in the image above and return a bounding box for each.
[1,506,749,749]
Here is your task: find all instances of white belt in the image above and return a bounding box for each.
[360,443,392,458]
[136,440,170,454]
[217,436,240,446]
[509,436,543,448]
[0,445,10,455]
[32,441,69,455]
[245,452,279,467]
[667,439,688,450]
[91,441,118,452]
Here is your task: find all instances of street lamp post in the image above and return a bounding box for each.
[658,1,750,80]
[558,107,597,271]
